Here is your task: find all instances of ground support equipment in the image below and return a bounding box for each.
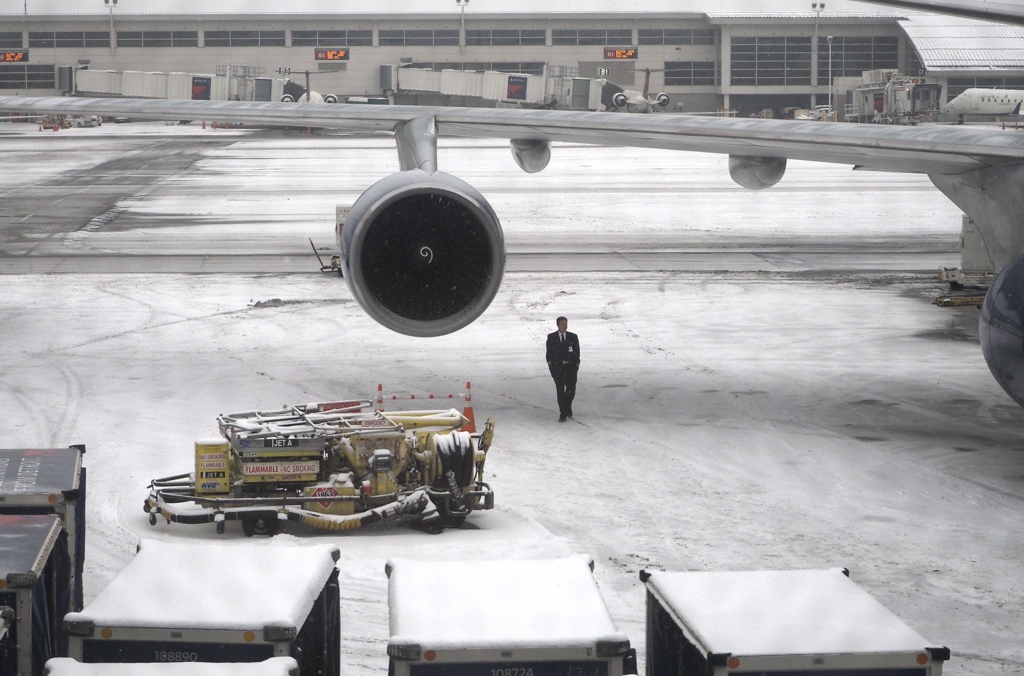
[145,399,495,536]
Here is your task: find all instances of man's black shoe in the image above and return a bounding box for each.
[558,415,567,422]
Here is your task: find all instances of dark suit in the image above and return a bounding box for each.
[546,330,580,418]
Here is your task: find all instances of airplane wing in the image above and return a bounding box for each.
[4,94,1024,408]
[859,0,1024,25]
[1,95,1023,176]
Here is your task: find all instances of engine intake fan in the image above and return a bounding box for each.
[340,170,506,337]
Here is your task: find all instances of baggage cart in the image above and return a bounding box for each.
[386,556,637,676]
[641,568,949,676]
[0,514,73,676]
[44,656,298,675]
[0,446,87,611]
[64,541,340,676]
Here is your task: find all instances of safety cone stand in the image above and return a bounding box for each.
[374,382,476,433]
[462,381,476,433]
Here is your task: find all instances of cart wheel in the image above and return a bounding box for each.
[242,515,280,537]
[148,513,157,526]
[216,521,225,535]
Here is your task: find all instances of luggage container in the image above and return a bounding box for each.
[641,568,949,676]
[386,556,637,676]
[64,540,340,676]
[0,446,86,612]
[0,514,73,676]
[44,656,299,675]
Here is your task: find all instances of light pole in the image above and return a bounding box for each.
[811,3,824,104]
[104,0,117,50]
[456,0,469,56]
[827,34,833,115]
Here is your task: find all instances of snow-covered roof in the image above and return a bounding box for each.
[387,556,628,651]
[0,0,892,17]
[645,569,933,656]
[44,657,299,676]
[65,540,340,631]
[900,15,1024,71]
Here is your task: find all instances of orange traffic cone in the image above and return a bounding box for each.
[202,120,206,130]
[375,383,384,412]
[462,381,476,433]
[38,123,42,131]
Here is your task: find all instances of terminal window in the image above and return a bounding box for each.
[409,62,545,76]
[466,29,546,46]
[116,31,198,48]
[817,36,898,79]
[639,29,716,46]
[665,61,717,86]
[0,32,22,49]
[380,30,459,47]
[552,29,632,46]
[29,32,109,48]
[292,30,372,47]
[204,31,285,47]
[0,64,55,89]
[731,36,811,86]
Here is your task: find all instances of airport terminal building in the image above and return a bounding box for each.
[2,1,1023,116]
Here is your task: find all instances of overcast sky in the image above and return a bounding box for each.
[0,0,905,16]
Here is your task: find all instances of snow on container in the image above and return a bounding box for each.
[0,446,86,612]
[44,656,299,675]
[386,556,637,676]
[0,514,73,676]
[64,540,341,676]
[641,568,950,676]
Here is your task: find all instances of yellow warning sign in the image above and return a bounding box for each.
[195,440,231,495]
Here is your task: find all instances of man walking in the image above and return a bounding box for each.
[546,316,580,422]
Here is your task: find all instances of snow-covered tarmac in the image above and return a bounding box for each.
[0,122,1020,674]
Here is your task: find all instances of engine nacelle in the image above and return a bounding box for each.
[510,139,551,174]
[728,155,787,190]
[980,252,1024,408]
[323,94,339,104]
[280,94,295,103]
[612,92,629,109]
[339,170,506,337]
[655,93,671,108]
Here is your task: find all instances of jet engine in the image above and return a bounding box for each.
[281,79,325,104]
[655,93,671,108]
[323,94,339,104]
[728,155,787,190]
[980,252,1024,407]
[339,170,506,337]
[612,92,629,109]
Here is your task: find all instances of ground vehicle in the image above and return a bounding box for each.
[641,568,949,675]
[145,398,495,536]
[71,115,101,127]
[795,105,833,120]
